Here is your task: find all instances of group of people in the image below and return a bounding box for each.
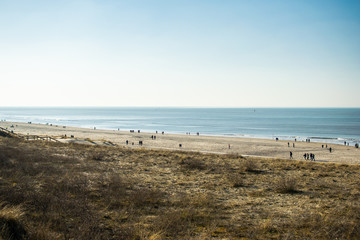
[290,152,316,161]
[303,153,316,161]
[288,142,295,148]
[186,132,200,135]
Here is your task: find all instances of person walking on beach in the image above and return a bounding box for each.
[303,153,306,160]
[290,151,293,159]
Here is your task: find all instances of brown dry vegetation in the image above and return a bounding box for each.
[0,136,360,239]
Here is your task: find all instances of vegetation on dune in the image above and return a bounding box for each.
[0,136,360,239]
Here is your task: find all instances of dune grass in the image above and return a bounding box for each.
[0,136,359,239]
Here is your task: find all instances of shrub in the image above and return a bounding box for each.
[228,174,245,188]
[89,150,108,161]
[241,158,259,172]
[274,176,299,194]
[180,157,206,171]
[0,204,27,240]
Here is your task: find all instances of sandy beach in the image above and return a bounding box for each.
[1,121,359,165]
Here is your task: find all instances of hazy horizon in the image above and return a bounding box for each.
[1,106,359,109]
[1,1,359,108]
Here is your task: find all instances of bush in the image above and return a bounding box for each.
[0,204,27,240]
[274,176,299,194]
[180,157,206,171]
[228,174,245,188]
[241,158,259,172]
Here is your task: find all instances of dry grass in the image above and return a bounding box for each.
[0,204,27,240]
[0,136,360,239]
[274,175,299,194]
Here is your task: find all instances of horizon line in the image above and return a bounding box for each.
[1,106,359,109]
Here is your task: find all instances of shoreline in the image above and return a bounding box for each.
[2,119,357,147]
[1,120,359,165]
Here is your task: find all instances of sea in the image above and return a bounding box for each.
[0,107,359,146]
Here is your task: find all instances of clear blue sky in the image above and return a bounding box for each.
[1,0,359,107]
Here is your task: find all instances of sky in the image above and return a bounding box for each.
[0,0,359,107]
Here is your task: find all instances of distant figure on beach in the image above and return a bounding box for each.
[303,153,306,160]
[197,132,199,136]
[126,140,128,145]
[179,144,182,148]
[329,147,332,153]
[139,141,143,146]
[228,144,231,149]
[162,131,164,135]
[288,142,290,147]
[306,153,309,160]
[322,145,324,148]
[293,143,295,148]
[290,151,293,159]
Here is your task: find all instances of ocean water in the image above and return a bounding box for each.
[1,107,359,146]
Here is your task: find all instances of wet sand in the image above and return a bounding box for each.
[1,121,359,165]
